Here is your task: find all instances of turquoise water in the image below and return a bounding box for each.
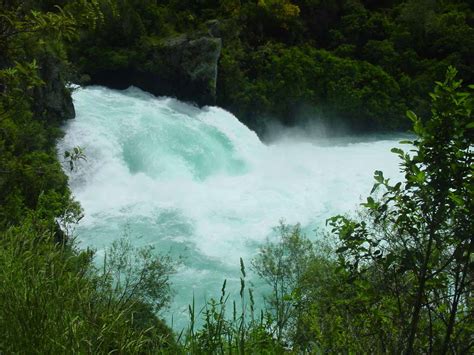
[58,86,403,329]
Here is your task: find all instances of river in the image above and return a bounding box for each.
[57,86,406,329]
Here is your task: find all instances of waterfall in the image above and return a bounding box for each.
[58,85,403,328]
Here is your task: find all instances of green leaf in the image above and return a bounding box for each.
[370,183,380,194]
[363,196,377,209]
[415,171,425,183]
[449,194,464,206]
[406,110,418,122]
[413,119,424,135]
[374,170,384,183]
[336,246,349,253]
[391,147,404,156]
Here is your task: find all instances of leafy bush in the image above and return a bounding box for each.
[325,67,473,353]
[0,223,177,353]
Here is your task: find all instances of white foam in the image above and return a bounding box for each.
[57,86,405,328]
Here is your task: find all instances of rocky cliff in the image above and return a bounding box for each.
[89,34,222,106]
[33,53,75,123]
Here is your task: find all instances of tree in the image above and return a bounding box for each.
[328,67,473,353]
[252,222,315,340]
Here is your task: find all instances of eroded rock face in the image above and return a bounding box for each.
[90,35,222,107]
[33,54,75,123]
[142,35,222,106]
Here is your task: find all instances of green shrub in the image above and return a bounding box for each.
[0,222,177,353]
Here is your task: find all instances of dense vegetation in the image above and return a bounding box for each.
[65,0,474,133]
[0,0,473,353]
[0,2,177,352]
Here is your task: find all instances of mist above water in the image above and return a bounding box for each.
[58,86,404,328]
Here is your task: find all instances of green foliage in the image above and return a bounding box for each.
[0,5,178,352]
[1,1,473,353]
[219,43,405,132]
[69,0,474,133]
[0,223,177,354]
[326,67,473,353]
[101,236,176,314]
[0,2,87,230]
[252,222,314,340]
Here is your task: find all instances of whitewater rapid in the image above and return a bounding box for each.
[58,86,404,328]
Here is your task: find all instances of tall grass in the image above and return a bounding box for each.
[181,258,285,354]
[0,222,176,354]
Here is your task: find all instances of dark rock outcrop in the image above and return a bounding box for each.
[90,35,222,106]
[33,54,75,123]
[143,35,222,106]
